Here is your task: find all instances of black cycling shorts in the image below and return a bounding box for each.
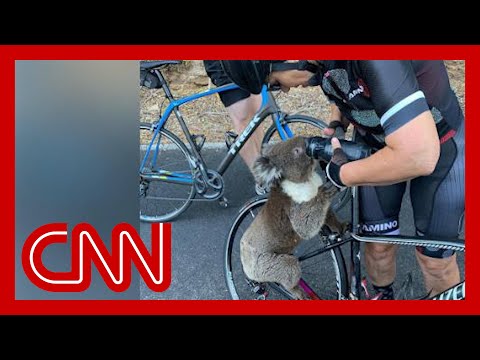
[203,60,251,107]
[358,120,465,259]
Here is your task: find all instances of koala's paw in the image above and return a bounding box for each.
[321,181,339,198]
[290,286,310,300]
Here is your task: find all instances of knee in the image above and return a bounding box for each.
[416,252,458,279]
[228,97,261,124]
[365,243,397,262]
[230,113,250,128]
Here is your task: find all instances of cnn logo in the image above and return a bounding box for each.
[22,222,171,292]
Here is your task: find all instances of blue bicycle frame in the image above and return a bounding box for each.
[140,81,295,187]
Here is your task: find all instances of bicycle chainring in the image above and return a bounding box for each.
[194,169,224,200]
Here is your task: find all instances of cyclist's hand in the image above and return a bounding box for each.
[326,137,349,189]
[323,120,346,138]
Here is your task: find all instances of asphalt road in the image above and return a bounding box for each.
[139,145,465,300]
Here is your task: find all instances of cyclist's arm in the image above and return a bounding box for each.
[339,110,440,186]
[336,61,441,187]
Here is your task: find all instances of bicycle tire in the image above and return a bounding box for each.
[224,197,349,300]
[139,124,196,222]
[262,114,327,145]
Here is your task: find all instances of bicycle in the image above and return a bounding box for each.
[139,60,327,222]
[224,129,465,301]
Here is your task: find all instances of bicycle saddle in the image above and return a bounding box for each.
[140,60,182,70]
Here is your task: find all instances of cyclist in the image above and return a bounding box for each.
[203,60,267,195]
[220,60,465,299]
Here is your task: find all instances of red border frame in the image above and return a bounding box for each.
[1,45,477,315]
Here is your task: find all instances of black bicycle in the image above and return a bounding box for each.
[139,60,327,222]
[224,132,465,300]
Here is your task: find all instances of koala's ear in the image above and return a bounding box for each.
[261,143,274,156]
[252,156,282,188]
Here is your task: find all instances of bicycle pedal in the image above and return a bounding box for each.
[224,131,238,150]
[252,284,268,299]
[139,181,149,197]
[191,134,206,152]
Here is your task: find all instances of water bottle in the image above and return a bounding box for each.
[305,136,373,162]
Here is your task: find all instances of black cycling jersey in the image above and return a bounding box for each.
[317,60,464,145]
[317,60,465,259]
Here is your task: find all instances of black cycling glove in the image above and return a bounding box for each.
[326,147,349,189]
[326,120,348,138]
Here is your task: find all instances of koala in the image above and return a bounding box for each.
[240,136,343,300]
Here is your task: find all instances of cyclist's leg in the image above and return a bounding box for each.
[204,60,263,171]
[225,95,263,170]
[353,132,406,297]
[360,183,406,294]
[411,120,465,296]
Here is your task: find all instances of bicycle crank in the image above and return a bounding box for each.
[194,169,224,200]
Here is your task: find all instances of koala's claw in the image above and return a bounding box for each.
[321,182,339,198]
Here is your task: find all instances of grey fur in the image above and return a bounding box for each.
[241,136,344,299]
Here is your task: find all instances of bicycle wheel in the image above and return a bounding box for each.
[140,123,196,222]
[262,114,327,145]
[224,197,349,300]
